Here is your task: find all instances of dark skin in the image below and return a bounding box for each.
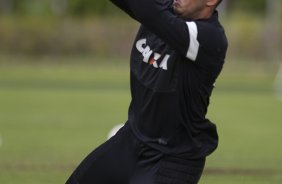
[173,0,220,20]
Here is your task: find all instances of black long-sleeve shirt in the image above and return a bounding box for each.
[110,0,228,158]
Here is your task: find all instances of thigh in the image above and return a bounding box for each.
[154,156,206,184]
[131,152,205,184]
[66,124,139,184]
[130,144,164,184]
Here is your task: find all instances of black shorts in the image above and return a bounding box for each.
[66,123,205,184]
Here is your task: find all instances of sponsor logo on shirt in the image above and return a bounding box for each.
[136,38,170,70]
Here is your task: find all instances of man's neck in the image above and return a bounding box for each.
[189,8,214,20]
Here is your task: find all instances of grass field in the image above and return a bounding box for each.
[0,56,282,184]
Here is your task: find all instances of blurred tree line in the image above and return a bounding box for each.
[0,0,281,60]
[0,0,113,16]
[0,0,278,16]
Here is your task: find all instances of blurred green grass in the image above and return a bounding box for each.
[0,57,282,184]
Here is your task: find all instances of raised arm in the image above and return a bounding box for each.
[110,0,200,61]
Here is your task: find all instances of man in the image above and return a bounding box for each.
[66,0,227,183]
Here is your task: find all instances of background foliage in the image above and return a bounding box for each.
[0,1,282,184]
[0,0,281,60]
[0,0,271,16]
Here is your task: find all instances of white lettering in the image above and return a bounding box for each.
[159,54,169,70]
[142,46,153,63]
[136,39,146,53]
[152,53,161,68]
[135,38,170,71]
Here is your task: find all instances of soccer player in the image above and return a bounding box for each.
[66,0,228,183]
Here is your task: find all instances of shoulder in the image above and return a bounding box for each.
[195,20,228,58]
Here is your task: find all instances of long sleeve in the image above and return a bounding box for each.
[110,0,199,61]
[110,0,227,64]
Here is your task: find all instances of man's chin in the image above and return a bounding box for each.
[173,7,181,15]
[173,8,184,18]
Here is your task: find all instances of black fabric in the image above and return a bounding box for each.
[154,157,205,184]
[111,0,228,158]
[66,123,205,184]
[66,124,139,184]
[67,0,228,182]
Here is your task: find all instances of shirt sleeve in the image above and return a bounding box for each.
[110,0,200,61]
